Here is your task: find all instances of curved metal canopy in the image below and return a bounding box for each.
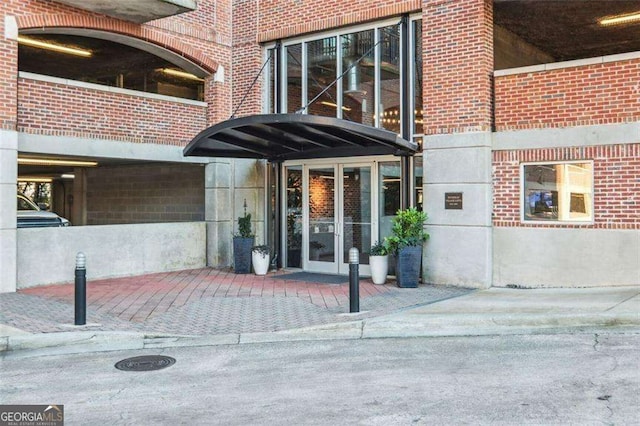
[183,114,418,162]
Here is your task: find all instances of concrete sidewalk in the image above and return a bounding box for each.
[1,267,638,356]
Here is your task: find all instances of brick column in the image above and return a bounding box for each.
[0,16,18,292]
[422,0,494,288]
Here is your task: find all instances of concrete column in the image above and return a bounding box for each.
[421,0,494,288]
[0,130,17,293]
[423,133,493,289]
[205,160,232,267]
[205,158,266,269]
[72,168,87,226]
[233,158,266,243]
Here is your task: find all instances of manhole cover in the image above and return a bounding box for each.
[115,355,176,372]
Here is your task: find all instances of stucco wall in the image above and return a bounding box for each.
[17,222,206,288]
[493,227,640,288]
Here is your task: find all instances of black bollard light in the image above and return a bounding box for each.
[348,247,359,313]
[75,252,86,326]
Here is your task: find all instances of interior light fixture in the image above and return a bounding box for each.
[18,177,53,183]
[598,11,640,26]
[18,158,98,167]
[160,68,204,81]
[60,174,75,179]
[17,36,92,57]
[320,101,352,112]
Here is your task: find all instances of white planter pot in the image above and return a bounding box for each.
[252,251,270,275]
[369,255,389,285]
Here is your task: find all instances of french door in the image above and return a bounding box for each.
[305,163,373,275]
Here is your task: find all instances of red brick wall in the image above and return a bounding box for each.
[232,0,263,118]
[257,0,420,42]
[493,144,640,229]
[495,58,640,131]
[234,0,417,120]
[0,18,18,130]
[17,77,207,146]
[422,0,493,134]
[2,0,232,129]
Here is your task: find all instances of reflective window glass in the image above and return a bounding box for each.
[307,37,337,117]
[341,30,375,125]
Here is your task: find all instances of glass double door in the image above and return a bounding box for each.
[286,162,375,275]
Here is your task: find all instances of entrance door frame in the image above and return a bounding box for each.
[281,155,397,275]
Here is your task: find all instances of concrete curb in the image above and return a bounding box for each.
[3,312,639,358]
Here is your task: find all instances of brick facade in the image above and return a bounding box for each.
[256,0,421,42]
[493,144,640,229]
[495,58,640,131]
[17,76,207,146]
[0,18,18,130]
[422,0,494,135]
[2,0,638,287]
[2,0,232,133]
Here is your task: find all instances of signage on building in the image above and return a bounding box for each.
[444,192,463,210]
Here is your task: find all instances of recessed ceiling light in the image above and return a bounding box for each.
[18,158,98,167]
[18,177,53,183]
[599,12,640,26]
[17,36,92,57]
[160,68,204,81]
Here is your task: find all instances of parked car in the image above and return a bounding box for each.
[17,194,70,228]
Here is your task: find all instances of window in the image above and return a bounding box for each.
[341,29,375,125]
[266,16,422,139]
[307,37,337,118]
[522,162,593,222]
[19,34,204,101]
[285,44,303,113]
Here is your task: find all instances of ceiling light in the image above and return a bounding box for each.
[60,174,75,179]
[160,68,204,81]
[18,177,53,183]
[17,36,92,57]
[599,12,640,26]
[18,158,98,167]
[320,101,352,112]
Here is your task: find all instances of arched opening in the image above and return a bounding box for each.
[18,30,210,101]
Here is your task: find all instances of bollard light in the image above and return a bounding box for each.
[75,252,87,325]
[348,247,359,313]
[76,252,86,269]
[349,247,359,264]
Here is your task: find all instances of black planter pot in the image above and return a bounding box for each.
[396,246,422,288]
[233,237,254,274]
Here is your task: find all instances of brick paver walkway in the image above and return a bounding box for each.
[1,268,472,335]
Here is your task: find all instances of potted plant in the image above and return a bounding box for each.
[309,240,325,260]
[233,201,255,274]
[251,245,271,275]
[369,240,389,285]
[384,208,429,288]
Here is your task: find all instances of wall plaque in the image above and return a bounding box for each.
[445,192,463,210]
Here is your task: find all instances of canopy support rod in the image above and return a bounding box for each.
[295,21,401,114]
[230,50,274,119]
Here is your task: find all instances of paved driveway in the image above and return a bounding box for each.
[0,268,472,336]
